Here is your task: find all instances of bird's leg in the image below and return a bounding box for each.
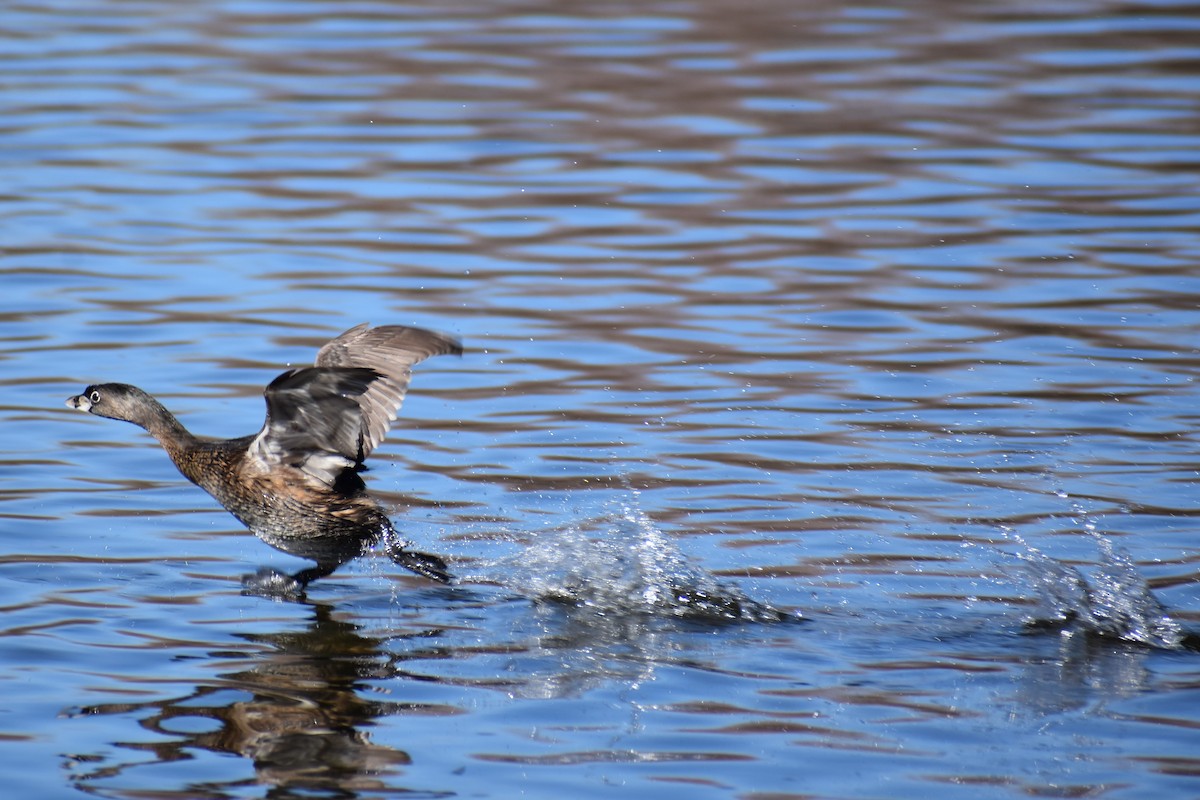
[378,522,454,583]
[290,562,341,588]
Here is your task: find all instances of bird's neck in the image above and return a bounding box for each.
[135,398,201,462]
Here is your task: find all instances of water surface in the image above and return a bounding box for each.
[2,1,1199,798]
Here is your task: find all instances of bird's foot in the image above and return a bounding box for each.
[391,549,454,584]
[241,567,307,599]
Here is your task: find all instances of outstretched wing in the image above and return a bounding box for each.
[315,323,462,460]
[248,324,461,487]
[250,367,379,487]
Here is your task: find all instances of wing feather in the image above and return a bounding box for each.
[315,324,462,458]
[247,324,461,488]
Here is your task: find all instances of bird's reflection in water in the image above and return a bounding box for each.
[60,510,801,797]
[64,602,459,798]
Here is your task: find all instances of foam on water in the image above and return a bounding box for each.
[469,497,797,625]
[1009,531,1188,650]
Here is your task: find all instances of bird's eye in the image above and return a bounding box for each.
[89,390,101,404]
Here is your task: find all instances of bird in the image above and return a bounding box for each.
[66,323,461,597]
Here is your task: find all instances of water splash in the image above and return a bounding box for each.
[1010,532,1187,650]
[486,498,796,624]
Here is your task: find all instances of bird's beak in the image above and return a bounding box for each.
[66,394,91,412]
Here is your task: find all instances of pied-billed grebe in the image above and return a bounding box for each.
[66,323,461,597]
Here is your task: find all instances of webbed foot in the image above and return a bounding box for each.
[392,549,454,584]
[241,567,307,599]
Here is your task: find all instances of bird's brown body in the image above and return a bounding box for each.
[66,323,461,596]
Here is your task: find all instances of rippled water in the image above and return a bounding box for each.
[3,1,1199,798]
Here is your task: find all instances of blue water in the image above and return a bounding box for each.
[2,1,1199,798]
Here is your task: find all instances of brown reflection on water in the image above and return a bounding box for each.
[66,603,459,796]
